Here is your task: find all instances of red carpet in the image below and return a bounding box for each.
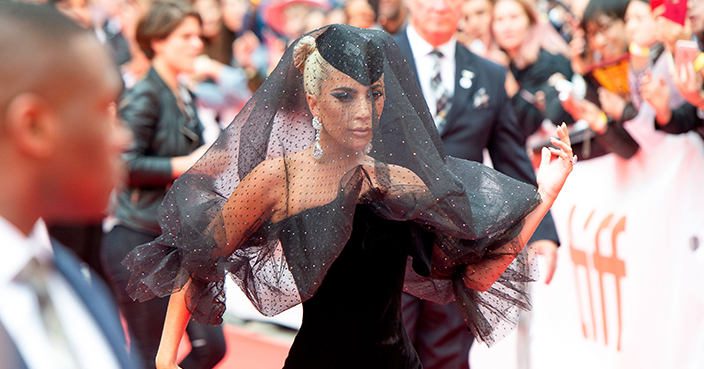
[177,324,293,369]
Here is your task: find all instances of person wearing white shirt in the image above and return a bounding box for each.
[394,0,561,368]
[0,218,123,369]
[0,2,137,368]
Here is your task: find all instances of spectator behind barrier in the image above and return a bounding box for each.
[558,0,641,160]
[642,1,704,139]
[490,0,575,139]
[457,0,494,57]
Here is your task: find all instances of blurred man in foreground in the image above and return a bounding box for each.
[0,2,138,368]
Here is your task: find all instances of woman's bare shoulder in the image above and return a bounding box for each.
[241,157,287,189]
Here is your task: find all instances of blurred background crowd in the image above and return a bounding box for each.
[13,0,704,367]
[37,0,704,161]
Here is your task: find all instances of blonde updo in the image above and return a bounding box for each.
[293,35,331,97]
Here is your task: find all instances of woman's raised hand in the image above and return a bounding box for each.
[536,123,574,202]
[672,61,704,109]
[641,70,672,126]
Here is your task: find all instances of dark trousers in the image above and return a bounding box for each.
[102,225,226,369]
[402,292,473,369]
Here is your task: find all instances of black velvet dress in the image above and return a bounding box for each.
[282,204,424,369]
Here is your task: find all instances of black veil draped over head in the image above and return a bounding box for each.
[123,24,540,346]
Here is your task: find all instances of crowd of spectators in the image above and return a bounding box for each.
[41,0,704,161]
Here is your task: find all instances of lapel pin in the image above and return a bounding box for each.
[473,87,490,108]
[459,69,474,89]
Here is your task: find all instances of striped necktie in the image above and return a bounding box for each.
[17,257,80,368]
[430,50,452,133]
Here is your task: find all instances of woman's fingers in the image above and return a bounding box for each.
[642,69,653,86]
[550,123,572,154]
[540,146,552,172]
[550,137,571,154]
[557,123,571,146]
[545,124,575,169]
[548,146,570,161]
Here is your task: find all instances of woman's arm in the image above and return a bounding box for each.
[170,145,208,179]
[209,158,286,257]
[155,287,191,369]
[464,123,574,291]
[154,159,286,368]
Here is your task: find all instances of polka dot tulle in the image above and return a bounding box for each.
[122,24,540,347]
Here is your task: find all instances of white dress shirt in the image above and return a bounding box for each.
[406,24,457,117]
[0,217,120,369]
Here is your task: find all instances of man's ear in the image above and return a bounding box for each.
[307,93,319,117]
[3,93,58,159]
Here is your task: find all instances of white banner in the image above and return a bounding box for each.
[472,131,704,369]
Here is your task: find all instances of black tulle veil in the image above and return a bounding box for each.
[123,24,540,346]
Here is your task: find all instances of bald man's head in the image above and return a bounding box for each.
[0,1,126,229]
[0,2,93,120]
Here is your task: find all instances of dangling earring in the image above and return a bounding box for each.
[364,142,372,154]
[311,116,323,160]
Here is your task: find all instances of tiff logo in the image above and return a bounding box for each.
[567,206,627,351]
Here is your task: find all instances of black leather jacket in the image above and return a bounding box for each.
[115,67,204,235]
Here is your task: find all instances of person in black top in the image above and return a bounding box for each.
[491,0,575,138]
[561,0,641,160]
[101,2,225,368]
[393,0,563,366]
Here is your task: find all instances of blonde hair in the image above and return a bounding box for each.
[293,35,332,97]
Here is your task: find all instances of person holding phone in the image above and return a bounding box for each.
[642,61,704,138]
[560,0,643,160]
[640,0,704,138]
[642,41,704,137]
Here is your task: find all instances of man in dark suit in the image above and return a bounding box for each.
[0,2,139,368]
[394,0,561,368]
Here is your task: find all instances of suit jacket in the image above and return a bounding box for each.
[0,241,142,369]
[393,32,559,244]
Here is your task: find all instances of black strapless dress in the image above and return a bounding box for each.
[282,204,426,369]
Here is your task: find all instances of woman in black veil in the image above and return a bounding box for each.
[123,24,575,369]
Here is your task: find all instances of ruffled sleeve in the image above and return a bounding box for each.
[372,157,541,346]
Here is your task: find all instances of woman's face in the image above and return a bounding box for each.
[221,0,250,33]
[346,0,377,29]
[194,0,222,40]
[152,16,203,73]
[690,0,704,36]
[625,1,657,47]
[492,0,532,54]
[308,68,385,153]
[459,0,493,42]
[585,14,628,59]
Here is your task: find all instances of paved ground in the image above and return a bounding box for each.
[177,316,297,369]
